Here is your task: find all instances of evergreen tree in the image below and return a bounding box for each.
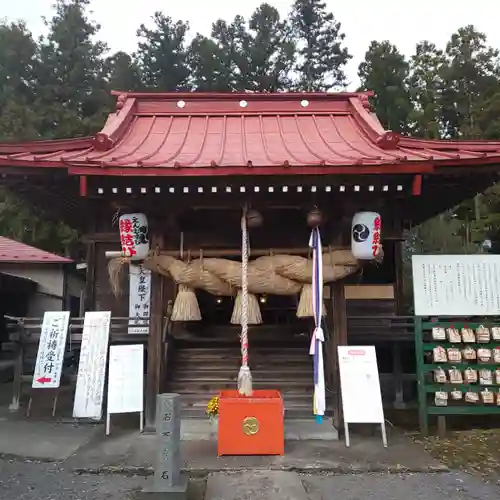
[136,13,191,91]
[35,0,109,138]
[289,0,350,90]
[358,41,412,134]
[204,5,295,92]
[188,33,236,91]
[0,21,39,140]
[440,25,500,138]
[408,41,447,139]
[104,51,142,93]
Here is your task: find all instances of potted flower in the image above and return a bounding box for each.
[206,395,219,438]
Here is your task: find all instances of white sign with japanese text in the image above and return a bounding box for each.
[107,344,144,414]
[338,346,384,424]
[32,311,70,389]
[412,254,500,316]
[73,311,111,420]
[128,264,151,334]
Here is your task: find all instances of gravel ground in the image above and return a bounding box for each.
[1,457,500,500]
[0,458,149,500]
[303,472,500,500]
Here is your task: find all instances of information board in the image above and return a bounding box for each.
[338,345,384,424]
[128,264,151,334]
[32,311,70,389]
[107,344,144,414]
[412,254,500,316]
[72,311,111,420]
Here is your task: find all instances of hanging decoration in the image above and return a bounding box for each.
[119,213,149,260]
[170,239,202,322]
[230,209,264,326]
[297,284,327,318]
[237,205,253,396]
[351,211,382,260]
[309,226,326,423]
[171,284,202,322]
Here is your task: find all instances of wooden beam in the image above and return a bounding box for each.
[104,245,350,259]
[331,281,348,431]
[83,241,96,311]
[144,232,165,432]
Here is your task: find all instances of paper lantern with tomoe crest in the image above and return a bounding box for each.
[351,211,382,260]
[119,213,149,259]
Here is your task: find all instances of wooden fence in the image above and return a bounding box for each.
[5,315,159,412]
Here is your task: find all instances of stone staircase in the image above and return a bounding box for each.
[167,341,332,419]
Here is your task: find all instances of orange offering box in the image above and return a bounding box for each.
[217,389,284,456]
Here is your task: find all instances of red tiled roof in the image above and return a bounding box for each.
[0,237,72,263]
[1,91,500,176]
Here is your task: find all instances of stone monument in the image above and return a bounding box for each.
[141,393,187,499]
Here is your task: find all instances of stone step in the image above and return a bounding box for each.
[179,394,333,419]
[169,380,315,394]
[175,351,311,360]
[172,367,311,378]
[171,374,313,384]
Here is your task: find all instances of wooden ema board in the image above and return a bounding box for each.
[106,344,144,435]
[73,311,111,420]
[415,318,500,436]
[337,345,387,447]
[412,254,500,316]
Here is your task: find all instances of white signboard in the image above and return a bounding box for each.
[73,311,111,420]
[107,344,144,414]
[338,345,385,424]
[128,264,151,334]
[32,311,70,389]
[412,254,500,316]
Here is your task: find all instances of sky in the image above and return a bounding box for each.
[3,0,500,89]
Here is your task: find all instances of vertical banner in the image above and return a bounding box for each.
[309,227,326,423]
[32,311,70,389]
[73,311,111,420]
[128,263,151,334]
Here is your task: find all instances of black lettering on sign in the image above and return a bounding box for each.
[161,471,169,480]
[162,431,171,437]
[163,412,171,421]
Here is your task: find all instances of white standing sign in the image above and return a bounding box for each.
[106,344,144,435]
[73,311,111,420]
[338,345,387,447]
[32,311,70,389]
[412,254,500,316]
[128,264,151,334]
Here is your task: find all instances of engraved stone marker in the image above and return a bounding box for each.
[140,393,187,499]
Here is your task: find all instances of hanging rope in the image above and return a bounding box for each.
[237,204,253,396]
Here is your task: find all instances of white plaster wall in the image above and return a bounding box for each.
[0,264,64,297]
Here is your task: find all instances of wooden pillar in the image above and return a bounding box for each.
[83,241,96,311]
[394,240,405,315]
[145,233,165,432]
[330,280,348,431]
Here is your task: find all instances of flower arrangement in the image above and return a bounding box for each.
[206,395,219,421]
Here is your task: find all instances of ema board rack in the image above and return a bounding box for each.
[415,317,500,435]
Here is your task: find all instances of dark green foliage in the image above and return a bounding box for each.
[358,41,412,134]
[2,1,500,260]
[289,0,350,90]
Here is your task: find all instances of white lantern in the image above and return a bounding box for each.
[351,211,382,260]
[119,213,149,260]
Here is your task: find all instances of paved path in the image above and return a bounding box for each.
[1,459,499,500]
[0,458,206,500]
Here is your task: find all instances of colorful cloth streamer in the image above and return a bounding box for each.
[309,227,326,423]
